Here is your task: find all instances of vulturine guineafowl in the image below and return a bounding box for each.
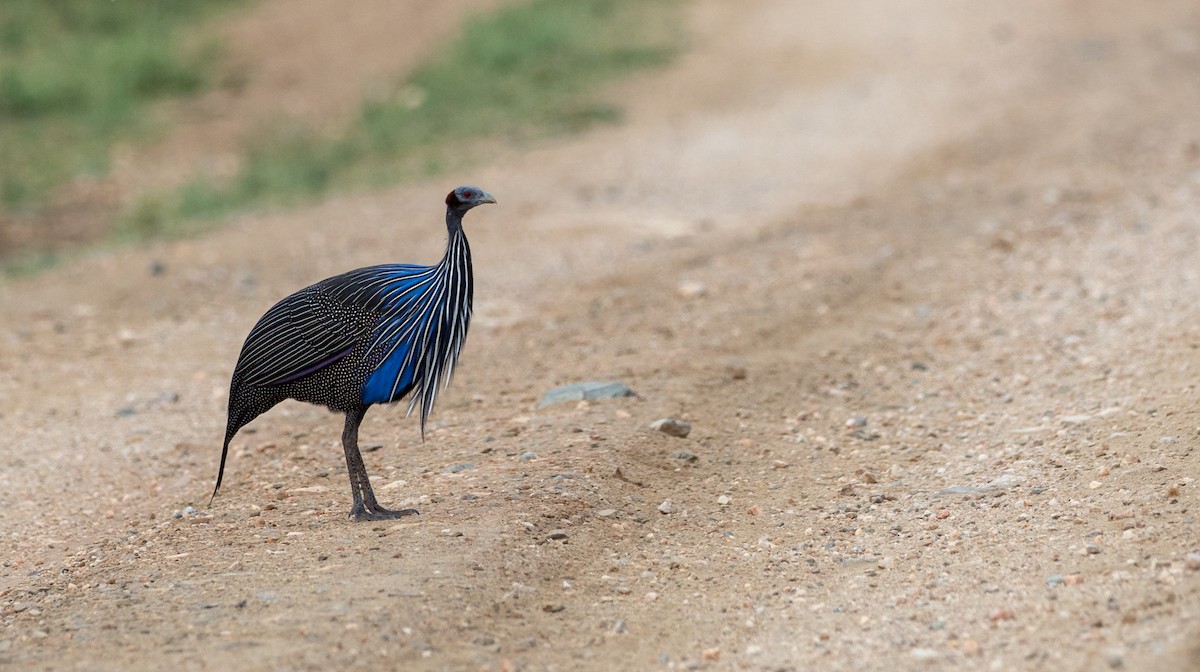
[213,185,496,520]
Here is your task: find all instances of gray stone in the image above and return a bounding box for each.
[540,381,636,407]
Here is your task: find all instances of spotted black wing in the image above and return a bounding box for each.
[234,264,429,387]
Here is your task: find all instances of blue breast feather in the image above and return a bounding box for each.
[361,340,416,404]
[358,266,443,405]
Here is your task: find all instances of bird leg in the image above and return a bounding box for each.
[341,406,419,521]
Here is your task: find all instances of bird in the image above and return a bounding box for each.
[212,185,496,520]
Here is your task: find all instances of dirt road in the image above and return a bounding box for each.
[2,1,1200,670]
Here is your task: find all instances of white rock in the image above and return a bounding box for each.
[676,281,708,298]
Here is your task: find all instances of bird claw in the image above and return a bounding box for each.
[350,502,420,521]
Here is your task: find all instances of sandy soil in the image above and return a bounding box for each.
[3,0,1200,670]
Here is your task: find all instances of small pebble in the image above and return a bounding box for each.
[361,443,384,453]
[936,485,989,496]
[671,450,699,464]
[597,509,618,518]
[988,608,1015,622]
[657,500,674,514]
[518,452,538,462]
[702,648,720,661]
[547,530,568,541]
[1089,481,1103,489]
[447,463,474,473]
[746,505,761,516]
[717,495,731,506]
[1185,553,1200,571]
[650,418,692,438]
[772,460,789,469]
[1063,574,1085,585]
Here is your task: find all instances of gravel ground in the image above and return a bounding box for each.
[2,1,1200,670]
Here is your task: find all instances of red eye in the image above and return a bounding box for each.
[462,190,474,199]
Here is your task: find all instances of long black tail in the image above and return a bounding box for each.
[212,400,252,505]
[210,433,234,505]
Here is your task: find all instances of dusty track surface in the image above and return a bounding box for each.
[3,1,1200,670]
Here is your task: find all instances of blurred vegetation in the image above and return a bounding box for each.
[120,0,681,239]
[0,0,242,214]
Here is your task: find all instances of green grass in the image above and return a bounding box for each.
[0,0,241,214]
[121,0,681,238]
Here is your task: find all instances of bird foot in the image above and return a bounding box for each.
[350,501,420,521]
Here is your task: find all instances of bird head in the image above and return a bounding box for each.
[446,185,497,212]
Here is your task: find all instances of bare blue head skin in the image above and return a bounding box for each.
[446,185,497,213]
